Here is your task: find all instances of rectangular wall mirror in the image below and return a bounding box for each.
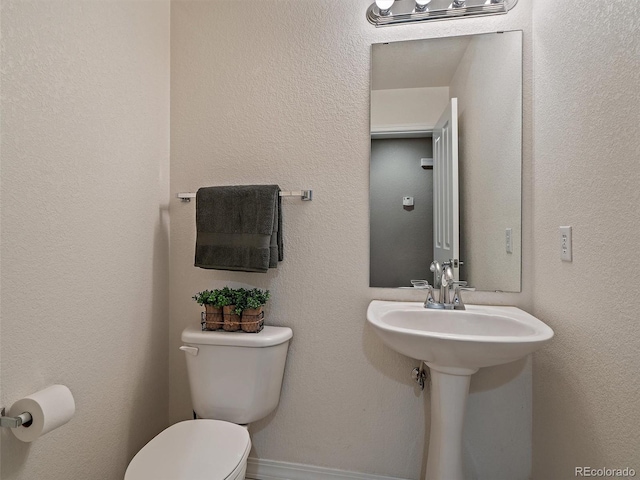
[370,31,522,292]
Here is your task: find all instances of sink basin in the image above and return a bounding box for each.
[367,301,554,373]
[366,300,554,480]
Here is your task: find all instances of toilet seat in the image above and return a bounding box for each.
[125,420,251,480]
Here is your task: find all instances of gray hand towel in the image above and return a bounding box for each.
[195,185,283,273]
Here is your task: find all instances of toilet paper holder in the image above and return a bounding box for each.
[0,407,32,429]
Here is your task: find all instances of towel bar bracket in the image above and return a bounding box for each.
[294,190,313,201]
[177,193,196,202]
[177,190,313,203]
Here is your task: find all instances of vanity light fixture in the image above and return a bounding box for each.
[375,0,395,15]
[367,0,518,26]
[415,0,431,12]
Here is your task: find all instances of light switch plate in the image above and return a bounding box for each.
[560,226,572,261]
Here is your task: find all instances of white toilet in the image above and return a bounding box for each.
[125,325,293,480]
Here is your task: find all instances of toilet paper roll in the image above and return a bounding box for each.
[8,385,75,442]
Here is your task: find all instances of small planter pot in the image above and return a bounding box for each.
[241,307,264,333]
[203,305,223,330]
[222,305,241,332]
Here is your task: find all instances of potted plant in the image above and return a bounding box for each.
[222,287,245,332]
[193,289,229,330]
[241,288,270,333]
[194,287,270,333]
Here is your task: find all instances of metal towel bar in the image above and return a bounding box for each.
[177,190,312,202]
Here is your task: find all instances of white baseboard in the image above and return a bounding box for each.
[245,458,412,480]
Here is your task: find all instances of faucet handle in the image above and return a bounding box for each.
[423,284,438,308]
[451,282,472,310]
[452,287,466,310]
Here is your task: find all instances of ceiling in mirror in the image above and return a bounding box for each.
[369,31,522,292]
[371,37,470,90]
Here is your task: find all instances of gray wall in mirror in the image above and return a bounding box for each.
[370,31,523,292]
[370,137,433,287]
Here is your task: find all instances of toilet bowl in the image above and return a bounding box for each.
[125,325,293,479]
[125,420,250,480]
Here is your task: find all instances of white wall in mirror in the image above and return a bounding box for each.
[451,31,522,292]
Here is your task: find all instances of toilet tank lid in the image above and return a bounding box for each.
[182,325,293,347]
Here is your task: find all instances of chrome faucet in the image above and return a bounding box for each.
[430,260,442,289]
[424,260,469,310]
[440,261,455,304]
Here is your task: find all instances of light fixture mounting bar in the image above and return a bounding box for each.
[367,0,518,27]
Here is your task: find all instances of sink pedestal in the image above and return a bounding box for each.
[425,364,478,480]
[367,301,554,480]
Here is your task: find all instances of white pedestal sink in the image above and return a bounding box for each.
[366,301,553,480]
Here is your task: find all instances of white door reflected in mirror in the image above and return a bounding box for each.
[433,97,460,280]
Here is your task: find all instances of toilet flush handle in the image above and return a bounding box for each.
[179,345,199,356]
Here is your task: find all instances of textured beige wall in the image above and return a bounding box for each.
[531,1,640,477]
[1,1,636,479]
[451,32,522,292]
[1,2,170,479]
[170,1,534,478]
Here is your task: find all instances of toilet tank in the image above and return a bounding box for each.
[181,326,293,425]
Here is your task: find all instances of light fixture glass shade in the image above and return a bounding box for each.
[375,0,394,12]
[415,0,431,5]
